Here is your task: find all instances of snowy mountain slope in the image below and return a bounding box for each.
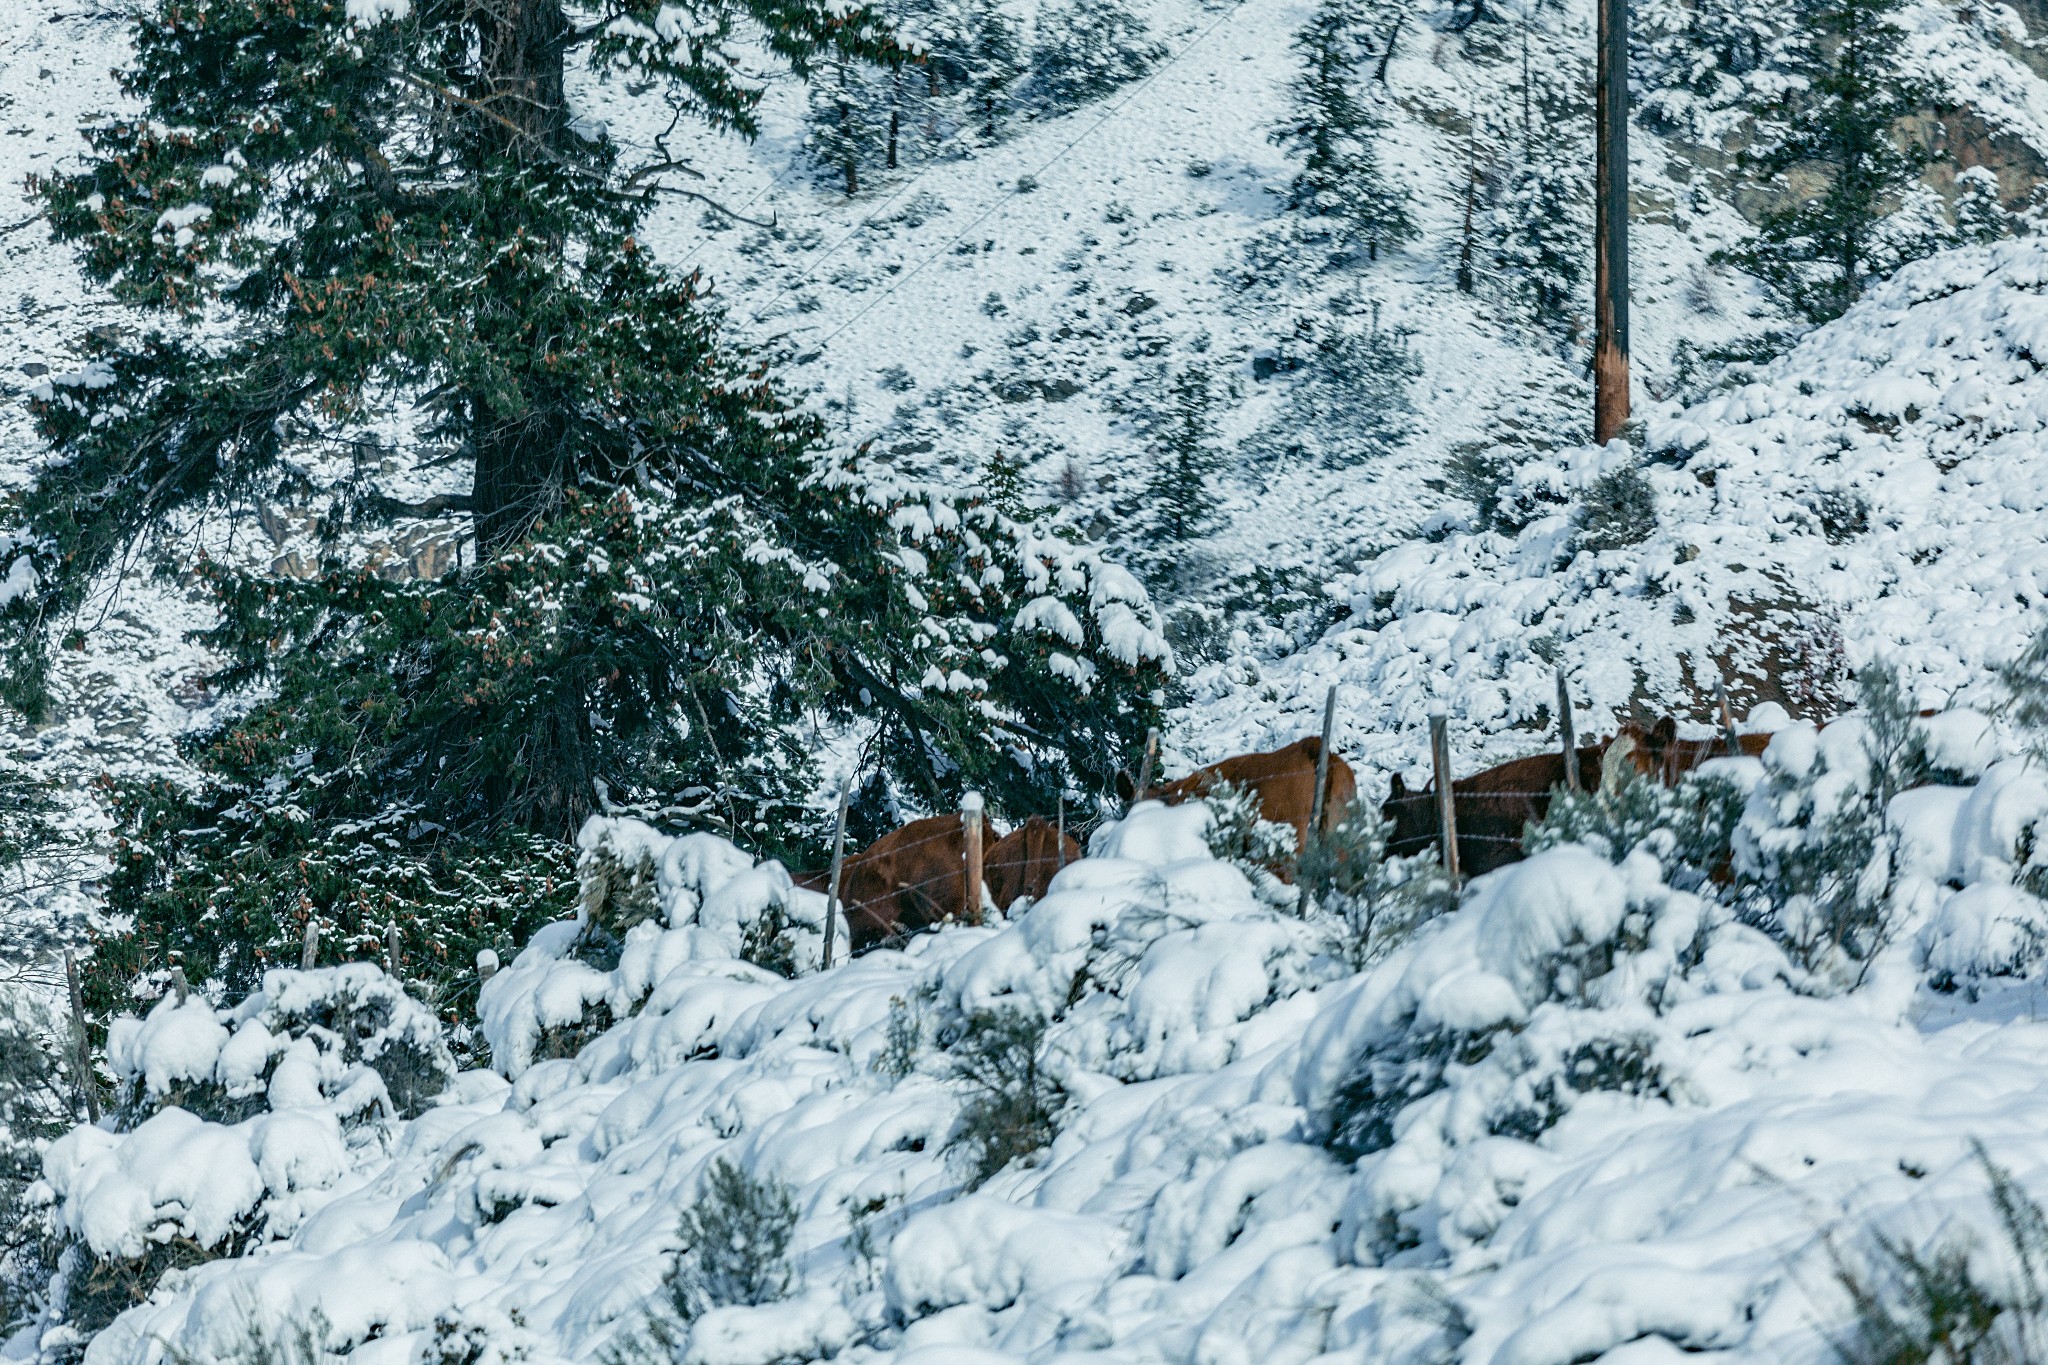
[40,742,2048,1365]
[10,0,2048,823]
[1163,236,2048,793]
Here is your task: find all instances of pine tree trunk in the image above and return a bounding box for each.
[888,68,902,169]
[467,0,579,556]
[473,0,572,159]
[468,0,600,837]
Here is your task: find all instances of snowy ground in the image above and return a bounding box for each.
[35,713,2048,1365]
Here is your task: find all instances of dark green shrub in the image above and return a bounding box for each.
[944,1008,1064,1188]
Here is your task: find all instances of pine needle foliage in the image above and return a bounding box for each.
[9,0,1166,1008]
[1272,0,1415,264]
[944,1006,1063,1188]
[1724,0,1932,321]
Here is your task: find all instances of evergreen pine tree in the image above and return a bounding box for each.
[942,0,1024,141]
[1030,0,1164,109]
[1125,365,1226,560]
[1634,0,1782,139]
[6,0,1167,1010]
[1488,44,1592,339]
[1727,0,1931,322]
[1272,0,1415,264]
[809,54,891,194]
[1255,298,1421,469]
[1953,166,2014,245]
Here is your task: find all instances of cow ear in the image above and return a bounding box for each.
[1389,772,1407,797]
[1114,770,1136,803]
[1653,716,1677,754]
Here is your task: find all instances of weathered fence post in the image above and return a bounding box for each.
[1715,678,1742,756]
[168,965,189,1006]
[64,951,99,1123]
[1135,728,1160,804]
[1296,685,1341,917]
[385,923,402,978]
[1430,711,1463,892]
[300,917,321,970]
[1557,667,1581,793]
[1055,796,1067,869]
[821,784,851,970]
[962,792,985,927]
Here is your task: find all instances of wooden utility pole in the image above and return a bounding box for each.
[1593,0,1631,445]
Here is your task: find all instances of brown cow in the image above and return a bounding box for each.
[985,816,1083,911]
[1383,743,1612,878]
[1137,737,1358,858]
[1613,716,1771,785]
[1384,720,1780,878]
[835,814,984,954]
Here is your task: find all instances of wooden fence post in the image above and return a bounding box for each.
[821,784,851,970]
[300,918,321,970]
[385,923,402,978]
[1430,712,1463,892]
[168,965,189,1006]
[1557,667,1581,792]
[1296,685,1340,917]
[961,791,985,927]
[1134,729,1160,804]
[1055,796,1067,869]
[1715,678,1742,756]
[64,951,99,1123]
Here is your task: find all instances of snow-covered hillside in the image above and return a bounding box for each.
[37,718,2048,1365]
[15,0,2048,821]
[1179,237,2048,789]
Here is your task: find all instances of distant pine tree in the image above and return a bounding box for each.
[1272,0,1415,263]
[947,0,1025,141]
[1488,43,1592,339]
[1953,166,2015,245]
[1635,0,1782,138]
[809,54,891,194]
[1726,0,1931,321]
[1126,365,1227,561]
[1256,299,1421,469]
[1030,0,1163,108]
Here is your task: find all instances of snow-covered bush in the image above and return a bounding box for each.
[1301,847,1709,1176]
[480,818,840,1075]
[105,964,453,1127]
[1299,797,1452,967]
[943,1007,1063,1188]
[670,1160,800,1319]
[1526,764,1752,892]
[40,964,453,1338]
[1201,779,1299,895]
[1829,1152,2048,1365]
[1734,669,1965,983]
[1572,457,1660,554]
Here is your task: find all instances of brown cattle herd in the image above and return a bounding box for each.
[805,716,1774,954]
